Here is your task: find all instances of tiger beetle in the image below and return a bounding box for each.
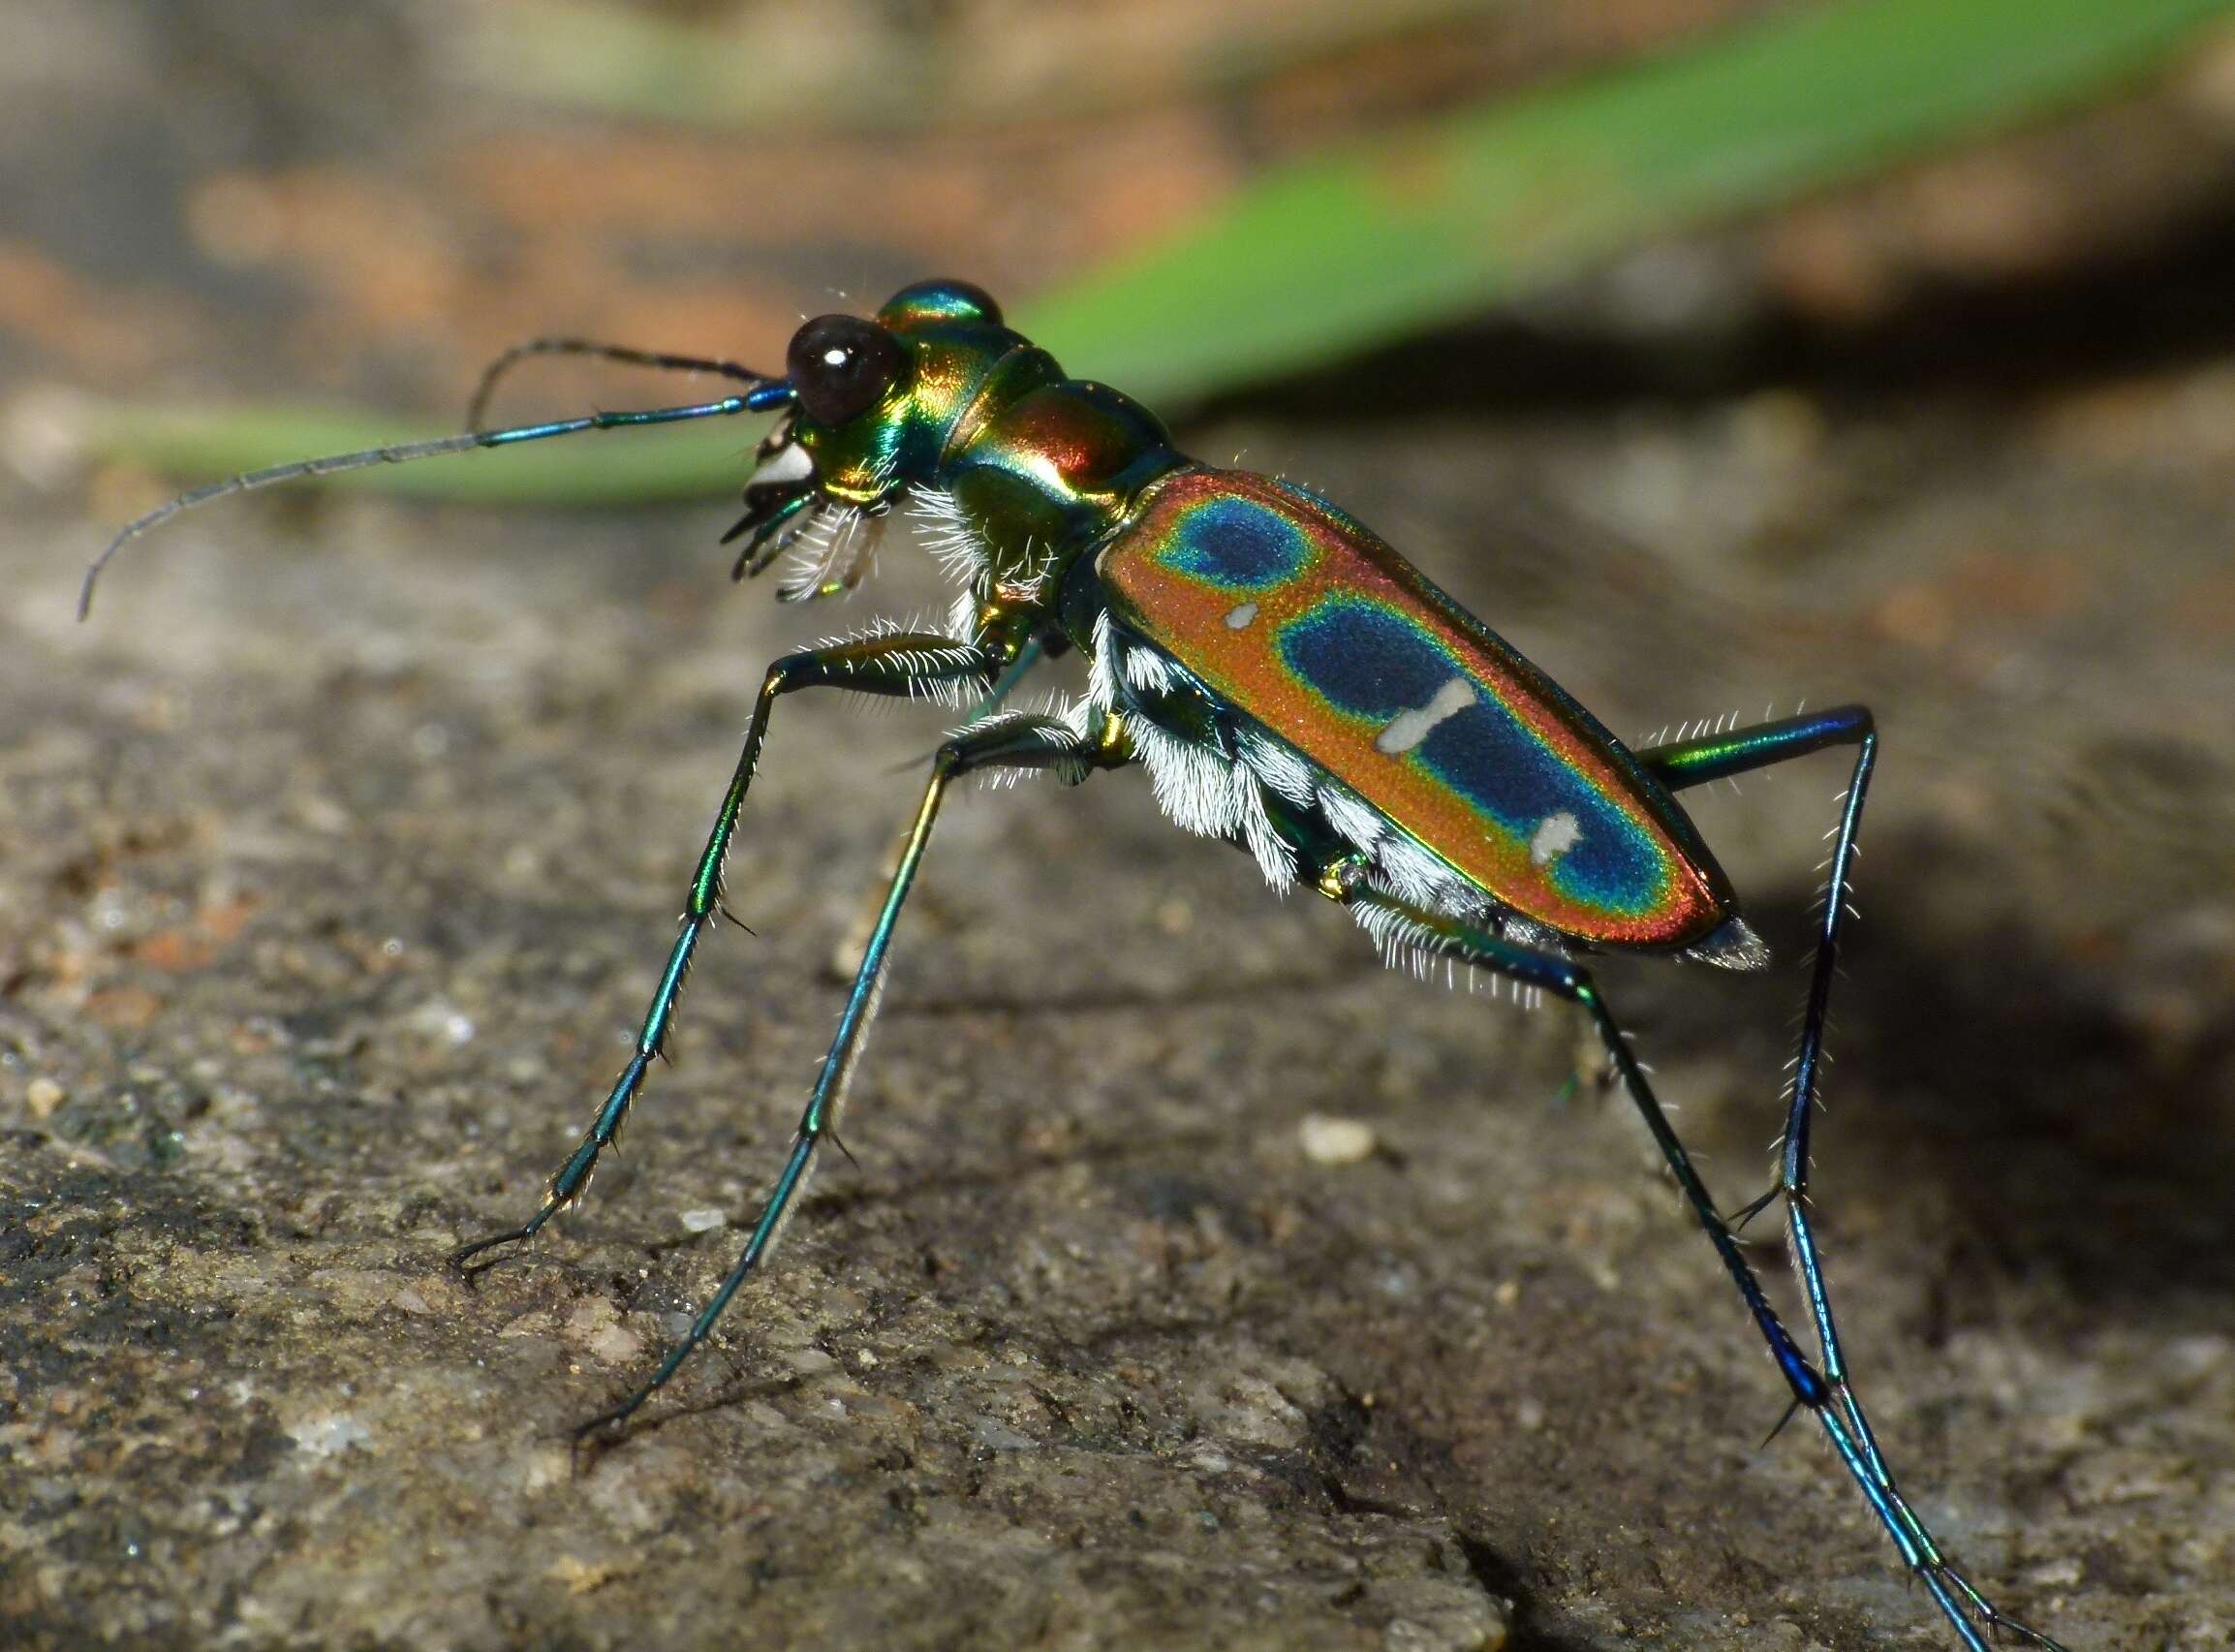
[85,278,2064,1650]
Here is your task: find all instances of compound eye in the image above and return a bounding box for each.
[787,315,906,426]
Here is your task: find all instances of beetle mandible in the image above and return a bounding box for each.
[85,278,2064,1651]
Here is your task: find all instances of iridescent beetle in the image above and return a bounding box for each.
[85,279,2063,1650]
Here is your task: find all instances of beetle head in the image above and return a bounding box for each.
[724,278,1021,597]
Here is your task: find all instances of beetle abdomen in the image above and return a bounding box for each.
[1099,469,1740,952]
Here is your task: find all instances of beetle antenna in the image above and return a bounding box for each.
[466,338,775,429]
[79,382,793,620]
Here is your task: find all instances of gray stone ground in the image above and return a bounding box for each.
[5,7,2235,1649]
[6,363,2234,1649]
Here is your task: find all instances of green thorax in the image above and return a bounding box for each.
[792,287,1185,609]
[942,369,1185,596]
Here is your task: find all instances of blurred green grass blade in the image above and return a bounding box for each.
[454,0,1500,134]
[67,402,763,507]
[1022,0,2235,401]
[67,0,2232,506]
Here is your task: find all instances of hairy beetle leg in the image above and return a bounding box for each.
[1340,703,2064,1652]
[574,709,1128,1439]
[450,636,1001,1278]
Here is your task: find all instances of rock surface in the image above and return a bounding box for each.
[4,7,2234,1649]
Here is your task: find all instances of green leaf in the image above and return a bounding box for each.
[1022,0,2235,401]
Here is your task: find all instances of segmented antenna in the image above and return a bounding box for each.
[78,381,793,621]
[465,338,773,430]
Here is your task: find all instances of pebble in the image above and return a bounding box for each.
[1299,1113,1377,1166]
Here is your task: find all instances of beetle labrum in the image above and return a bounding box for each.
[85,279,2063,1649]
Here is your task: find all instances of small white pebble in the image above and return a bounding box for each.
[855,1348,878,1369]
[1299,1113,1377,1166]
[25,1077,64,1118]
[678,1206,728,1233]
[294,794,352,834]
[403,998,476,1044]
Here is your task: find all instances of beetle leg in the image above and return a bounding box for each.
[1639,707,1875,1228]
[1638,708,1876,1241]
[1634,703,1873,794]
[1638,708,1875,1233]
[450,635,998,1274]
[574,710,1125,1439]
[1639,706,2045,1634]
[847,637,1071,966]
[1336,873,2063,1652]
[958,633,1047,726]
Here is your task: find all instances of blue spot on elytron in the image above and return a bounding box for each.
[1280,599,1447,717]
[1159,498,1308,588]
[1281,598,1665,915]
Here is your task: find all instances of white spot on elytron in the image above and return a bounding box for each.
[1530,811,1583,866]
[1224,602,1258,630]
[1375,676,1475,755]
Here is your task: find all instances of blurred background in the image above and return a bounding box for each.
[3,3,2233,1648]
